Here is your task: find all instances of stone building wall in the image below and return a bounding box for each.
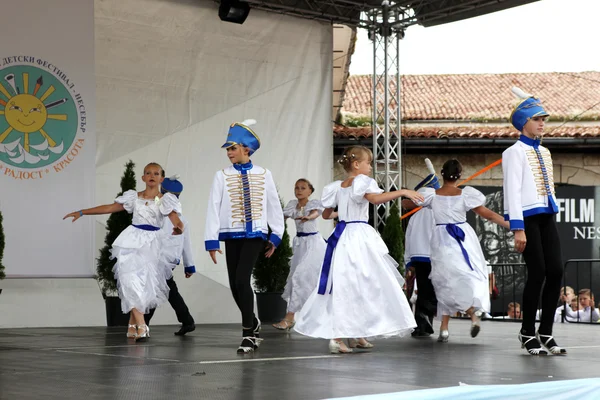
[333,152,600,189]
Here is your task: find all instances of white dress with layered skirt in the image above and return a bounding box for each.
[295,175,416,339]
[110,190,182,314]
[281,199,327,313]
[417,186,490,317]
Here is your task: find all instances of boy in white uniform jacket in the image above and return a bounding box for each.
[204,119,285,354]
[503,87,565,356]
[145,175,196,336]
[403,162,440,337]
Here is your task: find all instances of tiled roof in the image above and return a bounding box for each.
[343,72,600,121]
[333,124,600,139]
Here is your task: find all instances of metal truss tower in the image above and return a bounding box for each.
[237,0,526,231]
[368,1,404,231]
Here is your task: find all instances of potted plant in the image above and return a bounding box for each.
[252,198,293,323]
[96,160,136,326]
[381,202,405,275]
[0,207,5,294]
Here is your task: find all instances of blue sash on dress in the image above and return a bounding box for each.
[318,221,368,295]
[437,222,473,271]
[297,232,318,237]
[133,224,160,231]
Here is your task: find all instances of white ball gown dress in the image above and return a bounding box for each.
[110,190,182,314]
[417,186,490,317]
[295,175,416,339]
[281,199,327,313]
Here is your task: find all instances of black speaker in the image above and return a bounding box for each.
[219,0,251,24]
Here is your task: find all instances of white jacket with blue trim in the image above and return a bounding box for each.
[204,163,284,251]
[403,207,435,267]
[162,216,196,274]
[502,135,558,230]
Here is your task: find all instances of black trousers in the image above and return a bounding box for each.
[145,278,194,326]
[520,213,563,335]
[225,238,265,328]
[413,261,438,333]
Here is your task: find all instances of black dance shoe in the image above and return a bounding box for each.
[174,324,196,336]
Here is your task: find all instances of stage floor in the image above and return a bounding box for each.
[0,320,598,400]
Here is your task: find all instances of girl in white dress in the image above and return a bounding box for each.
[64,162,184,341]
[273,179,328,331]
[295,146,421,353]
[408,159,508,342]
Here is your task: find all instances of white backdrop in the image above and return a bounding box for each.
[0,0,333,328]
[95,0,334,291]
[0,0,96,278]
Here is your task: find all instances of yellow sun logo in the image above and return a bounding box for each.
[0,66,76,168]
